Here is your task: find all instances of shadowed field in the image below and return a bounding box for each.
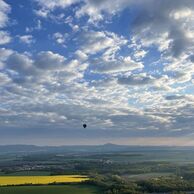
[0,185,100,194]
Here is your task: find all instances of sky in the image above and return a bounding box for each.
[0,0,194,146]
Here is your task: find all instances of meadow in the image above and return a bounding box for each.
[0,175,89,186]
[0,185,100,194]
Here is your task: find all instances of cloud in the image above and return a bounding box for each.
[79,30,143,75]
[164,55,194,84]
[6,53,35,76]
[0,48,13,69]
[52,32,67,45]
[131,0,194,58]
[34,51,66,70]
[0,72,11,86]
[75,0,134,22]
[25,20,42,33]
[1,48,194,144]
[34,0,133,22]
[35,0,79,10]
[80,31,127,55]
[3,50,87,85]
[118,74,155,86]
[75,50,88,61]
[0,1,11,45]
[34,9,49,18]
[92,56,143,74]
[18,35,35,45]
[0,0,11,28]
[165,95,194,102]
[1,0,194,145]
[34,0,80,19]
[165,95,185,101]
[0,31,11,44]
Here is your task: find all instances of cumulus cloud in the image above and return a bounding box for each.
[118,74,155,86]
[75,50,88,61]
[80,31,127,55]
[0,31,11,44]
[0,72,11,86]
[92,56,143,74]
[165,95,186,101]
[0,1,11,45]
[52,32,67,45]
[34,0,80,19]
[0,0,11,28]
[6,53,36,84]
[18,35,35,45]
[75,0,135,22]
[35,0,79,10]
[34,8,49,18]
[34,0,133,22]
[2,50,87,85]
[78,30,144,75]
[131,0,194,58]
[0,48,13,68]
[165,95,194,102]
[34,51,66,70]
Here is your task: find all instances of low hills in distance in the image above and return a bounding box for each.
[0,143,194,154]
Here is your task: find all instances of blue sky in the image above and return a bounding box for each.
[0,0,194,146]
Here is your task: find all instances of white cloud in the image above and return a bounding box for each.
[92,56,143,74]
[76,0,134,22]
[34,9,49,18]
[81,31,127,55]
[134,50,147,60]
[170,8,194,20]
[0,48,13,69]
[75,50,88,61]
[0,47,13,60]
[0,1,11,45]
[71,24,79,32]
[52,32,67,45]
[35,0,79,10]
[3,51,88,85]
[0,72,11,85]
[34,0,80,19]
[34,51,66,70]
[6,53,35,76]
[118,74,155,86]
[130,0,194,59]
[0,0,11,28]
[18,35,35,45]
[0,31,11,44]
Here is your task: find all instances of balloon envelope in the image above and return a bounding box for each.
[83,124,87,128]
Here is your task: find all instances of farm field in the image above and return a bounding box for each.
[0,175,89,186]
[2,146,194,193]
[0,185,100,194]
[0,171,51,176]
[124,172,173,180]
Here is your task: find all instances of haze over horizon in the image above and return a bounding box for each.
[1,0,194,146]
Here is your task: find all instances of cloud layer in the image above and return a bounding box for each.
[0,0,194,145]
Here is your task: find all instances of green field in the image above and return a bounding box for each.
[125,172,173,180]
[0,185,101,194]
[0,171,51,176]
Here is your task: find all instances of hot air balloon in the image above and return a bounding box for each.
[83,124,87,128]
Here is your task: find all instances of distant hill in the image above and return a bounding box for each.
[0,144,193,154]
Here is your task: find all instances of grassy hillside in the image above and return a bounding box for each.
[0,185,100,194]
